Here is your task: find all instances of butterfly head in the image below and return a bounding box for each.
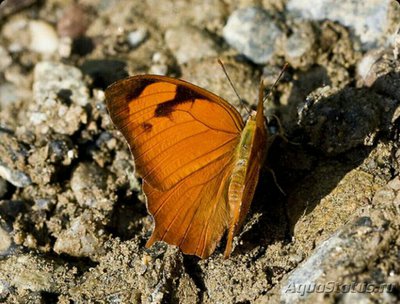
[249,110,257,120]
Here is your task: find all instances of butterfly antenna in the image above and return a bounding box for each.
[262,63,289,103]
[218,59,251,114]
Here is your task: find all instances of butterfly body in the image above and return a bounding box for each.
[105,74,268,258]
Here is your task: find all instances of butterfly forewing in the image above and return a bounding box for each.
[105,75,247,258]
[105,75,243,191]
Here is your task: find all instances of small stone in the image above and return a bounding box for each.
[33,61,88,106]
[0,132,31,187]
[357,50,384,86]
[286,0,393,48]
[223,7,283,64]
[149,64,168,75]
[58,36,73,58]
[149,52,169,75]
[298,86,394,155]
[0,164,32,188]
[30,61,89,134]
[127,28,148,48]
[48,138,76,165]
[57,4,90,39]
[33,198,53,211]
[388,177,400,191]
[28,20,59,55]
[53,212,104,258]
[165,26,218,64]
[70,162,114,210]
[283,21,316,69]
[1,16,30,53]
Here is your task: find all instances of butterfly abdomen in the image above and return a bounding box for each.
[225,117,259,257]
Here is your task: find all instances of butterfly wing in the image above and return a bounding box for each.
[144,151,234,258]
[105,75,244,258]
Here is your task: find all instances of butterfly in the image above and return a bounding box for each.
[105,72,269,259]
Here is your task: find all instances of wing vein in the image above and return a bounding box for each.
[152,151,233,217]
[135,129,211,162]
[142,135,238,185]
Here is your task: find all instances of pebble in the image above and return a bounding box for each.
[283,21,316,69]
[33,198,53,211]
[127,28,148,48]
[31,61,89,134]
[0,132,32,187]
[28,20,59,55]
[286,0,392,48]
[57,4,90,39]
[53,212,103,258]
[0,164,32,188]
[280,202,397,303]
[70,162,114,210]
[149,52,169,75]
[223,7,282,64]
[165,26,218,65]
[48,138,76,165]
[1,16,29,53]
[33,61,88,106]
[297,85,396,155]
[357,50,384,86]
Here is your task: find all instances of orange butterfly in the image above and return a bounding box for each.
[105,72,270,258]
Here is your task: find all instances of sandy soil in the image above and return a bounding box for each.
[0,0,400,303]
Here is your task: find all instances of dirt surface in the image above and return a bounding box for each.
[0,0,400,303]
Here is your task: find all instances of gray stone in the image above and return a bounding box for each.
[223,7,282,64]
[127,28,148,48]
[283,21,317,69]
[165,26,218,64]
[297,85,396,155]
[0,132,32,187]
[280,207,397,303]
[0,163,31,188]
[30,61,89,135]
[53,211,104,258]
[287,0,392,48]
[70,162,114,210]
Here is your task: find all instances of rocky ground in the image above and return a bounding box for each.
[0,0,400,303]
